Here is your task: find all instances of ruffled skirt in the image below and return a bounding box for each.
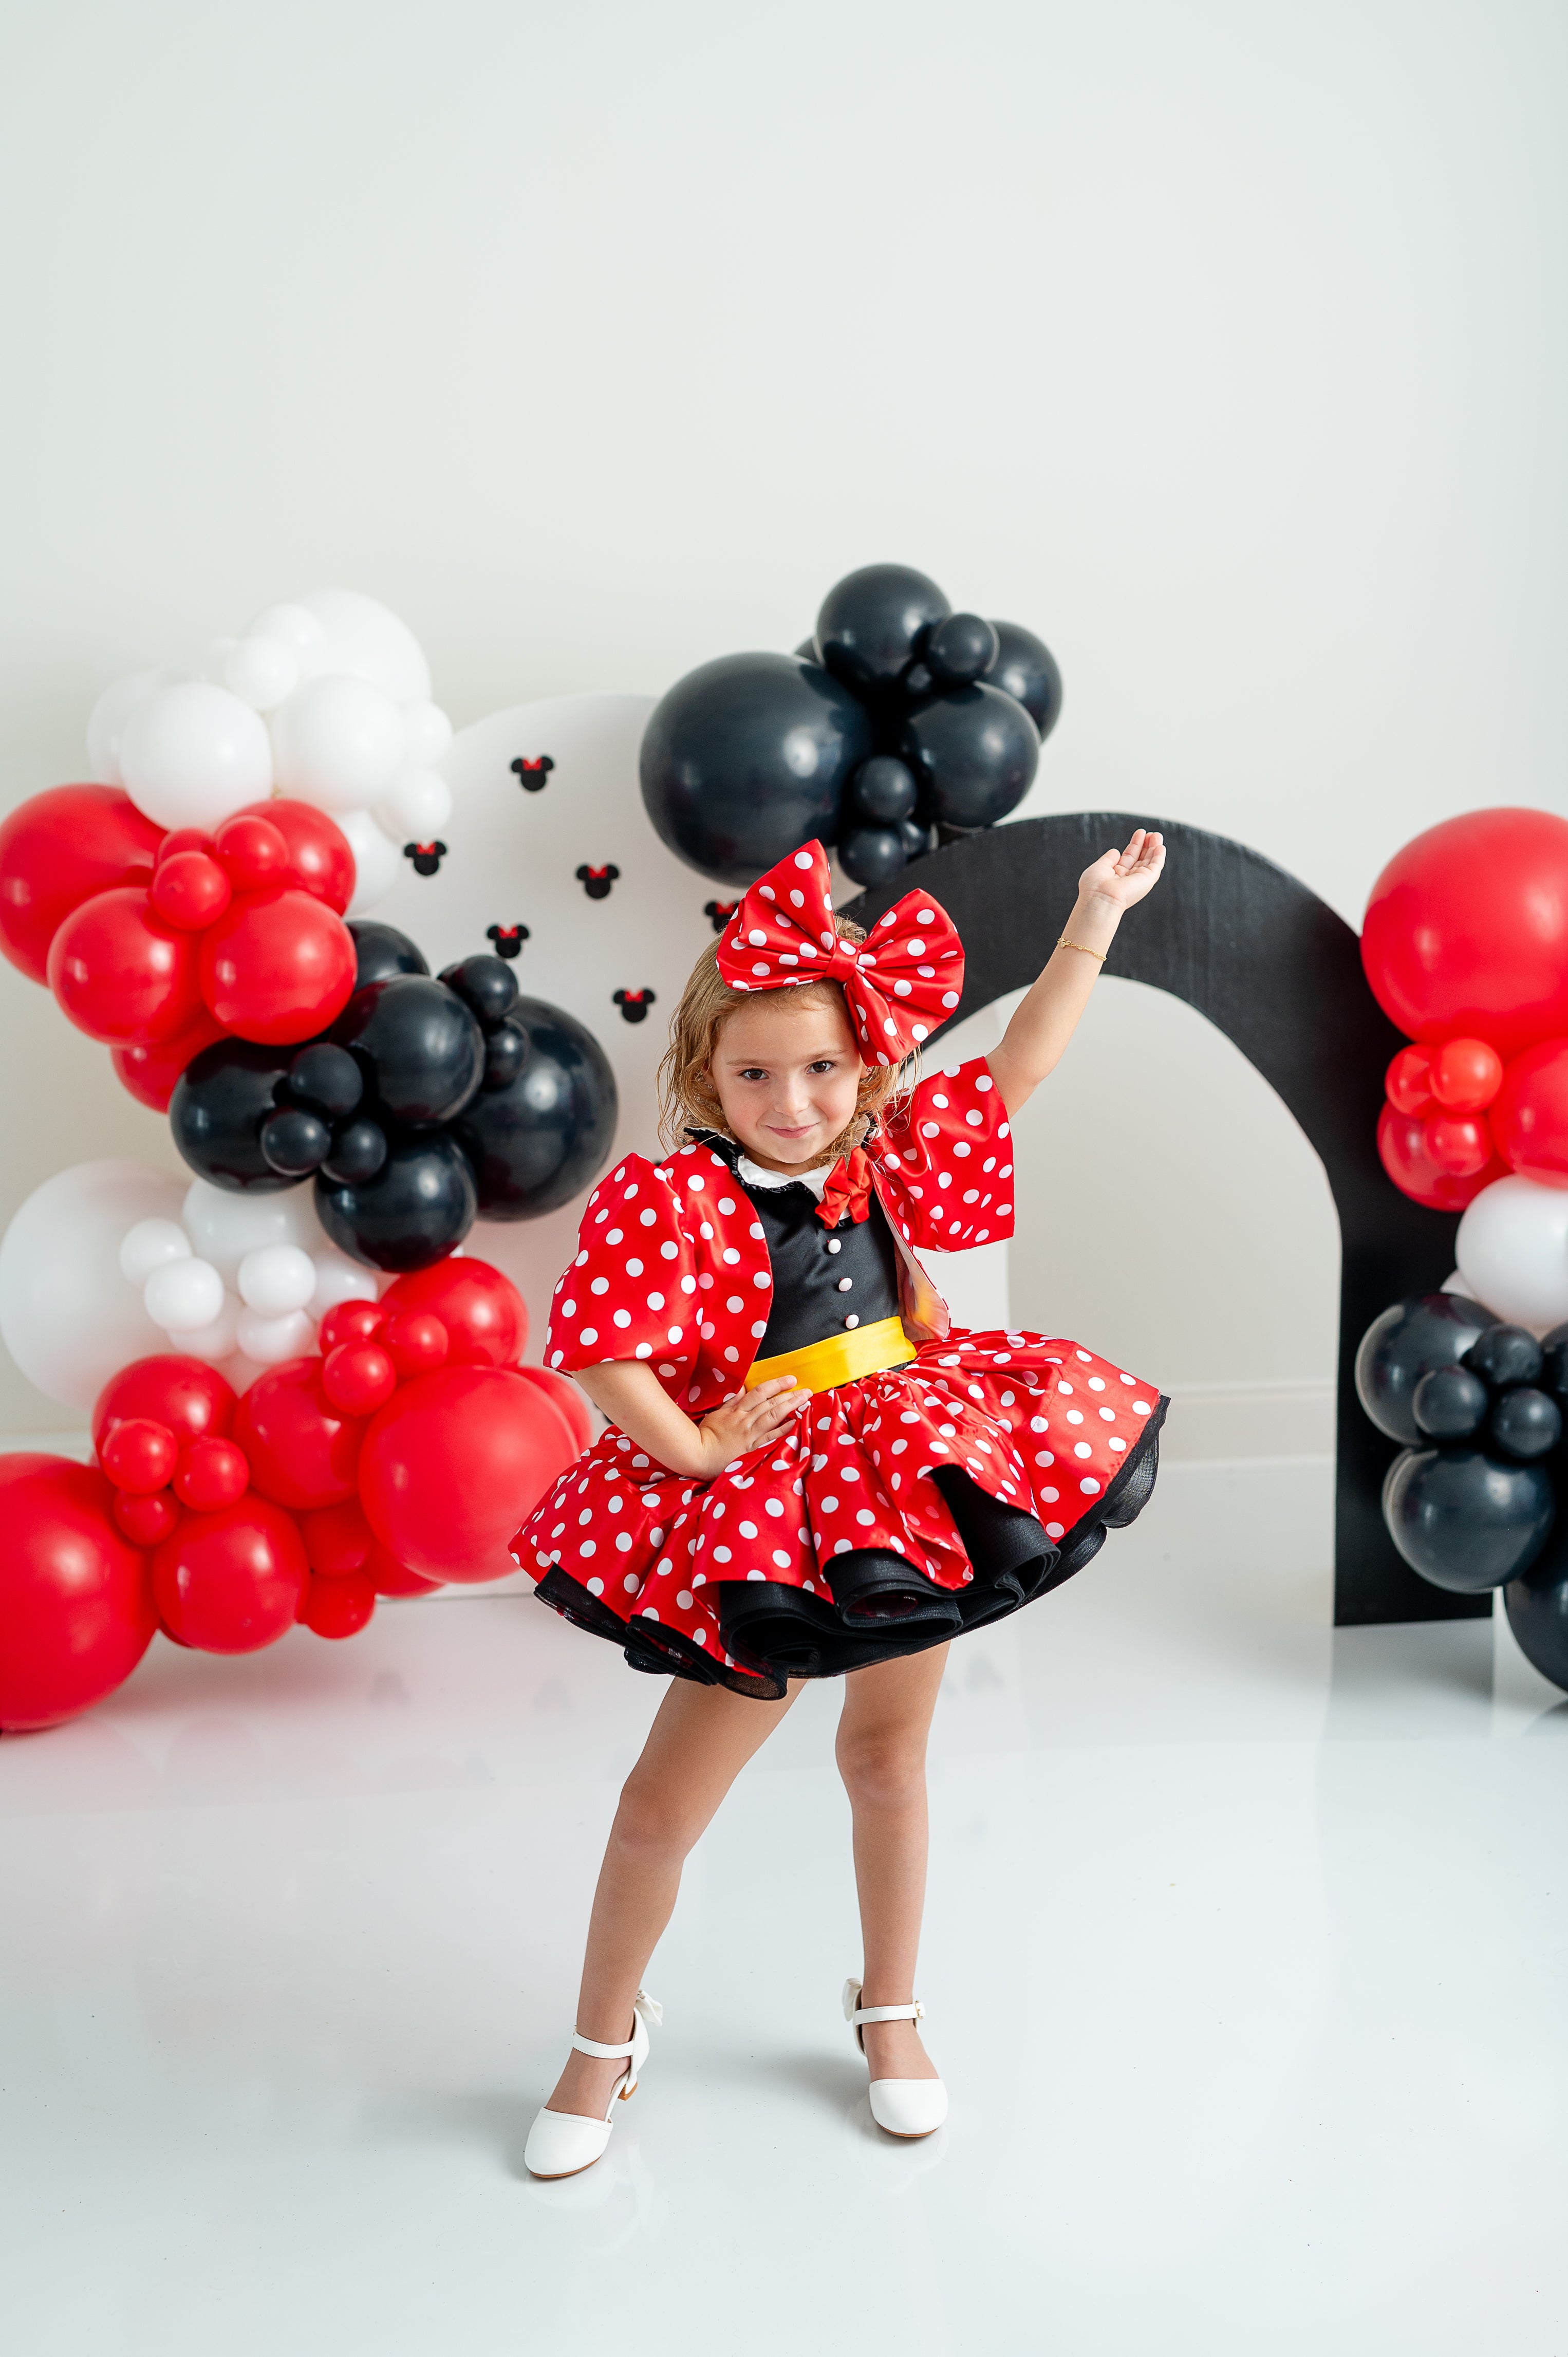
[512,1328,1166,1701]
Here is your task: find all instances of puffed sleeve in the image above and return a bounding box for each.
[873,1055,1015,1251]
[545,1154,701,1387]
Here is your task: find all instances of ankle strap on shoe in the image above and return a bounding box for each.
[570,1987,663,2058]
[851,2000,925,2026]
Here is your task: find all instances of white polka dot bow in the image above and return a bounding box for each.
[715,840,965,1067]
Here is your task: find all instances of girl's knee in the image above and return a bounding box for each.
[610,1768,704,1862]
[835,1727,927,1814]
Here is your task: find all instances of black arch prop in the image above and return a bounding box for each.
[843,813,1485,1628]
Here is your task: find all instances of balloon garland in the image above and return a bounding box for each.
[0,636,623,1731]
[1356,805,1568,1694]
[639,562,1062,889]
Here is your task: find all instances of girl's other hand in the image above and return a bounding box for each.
[695,1377,808,1476]
[1078,828,1166,913]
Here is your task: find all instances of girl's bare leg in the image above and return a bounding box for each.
[835,1644,949,2086]
[544,1674,801,2119]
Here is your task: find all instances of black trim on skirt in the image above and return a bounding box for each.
[533,1398,1166,1701]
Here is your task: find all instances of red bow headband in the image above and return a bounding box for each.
[715,840,964,1065]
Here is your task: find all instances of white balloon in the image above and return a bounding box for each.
[196,637,238,682]
[218,1350,269,1394]
[237,1242,317,1314]
[339,806,402,914]
[0,1161,188,1408]
[180,1176,326,1285]
[236,1305,316,1365]
[295,588,432,702]
[401,700,453,765]
[247,602,328,676]
[1455,1175,1568,1330]
[86,668,183,786]
[144,1256,225,1332]
[175,1291,244,1364]
[376,767,453,840]
[119,1217,191,1287]
[310,1247,379,1314]
[118,681,273,829]
[224,635,301,713]
[270,672,406,812]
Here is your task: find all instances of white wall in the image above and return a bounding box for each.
[2,0,1565,1433]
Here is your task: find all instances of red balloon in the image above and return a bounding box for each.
[383,1311,449,1376]
[1362,808,1568,1060]
[0,785,164,986]
[157,827,213,863]
[1423,1116,1495,1177]
[358,1365,576,1582]
[321,1342,397,1415]
[1376,1101,1505,1211]
[114,1489,179,1547]
[1490,1038,1568,1186]
[110,1008,229,1110]
[173,1437,250,1511]
[233,1357,364,1509]
[212,814,289,892]
[509,1363,594,1455]
[366,1541,443,1597]
[380,1258,528,1368]
[318,1299,386,1353]
[234,799,354,915]
[1429,1036,1504,1113]
[1385,1044,1435,1118]
[301,1498,374,1576]
[300,1569,377,1639]
[198,885,357,1044]
[94,1357,237,1454]
[150,849,232,931]
[100,1417,179,1494]
[152,1496,308,1654]
[48,885,205,1046]
[0,1456,157,1732]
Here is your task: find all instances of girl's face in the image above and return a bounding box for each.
[707,990,865,1171]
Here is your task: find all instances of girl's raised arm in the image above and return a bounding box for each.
[985,828,1166,1117]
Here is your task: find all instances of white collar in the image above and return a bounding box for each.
[736,1152,831,1197]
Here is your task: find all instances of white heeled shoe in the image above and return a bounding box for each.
[843,1977,948,2138]
[523,1989,661,2180]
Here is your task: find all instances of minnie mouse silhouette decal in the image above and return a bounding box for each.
[612,988,657,1025]
[403,840,447,876]
[486,922,531,960]
[703,898,739,935]
[576,864,620,901]
[510,755,555,792]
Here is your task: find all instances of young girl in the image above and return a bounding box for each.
[514,828,1167,2177]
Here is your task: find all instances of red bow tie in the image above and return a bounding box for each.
[816,1145,874,1229]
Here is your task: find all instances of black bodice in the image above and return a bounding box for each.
[694,1134,904,1357]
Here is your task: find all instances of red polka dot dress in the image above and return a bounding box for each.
[511,1054,1166,1700]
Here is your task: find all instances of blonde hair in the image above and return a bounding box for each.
[657,913,914,1159]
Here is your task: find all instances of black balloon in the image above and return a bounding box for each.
[815,565,950,697]
[321,1119,388,1185]
[450,994,618,1219]
[1465,1323,1543,1390]
[850,756,918,825]
[440,954,519,1030]
[1355,1292,1491,1444]
[902,663,935,702]
[482,1022,528,1090]
[926,613,999,688]
[347,920,430,986]
[1504,1538,1568,1694]
[899,683,1039,829]
[315,1131,476,1272]
[1383,1446,1554,1592]
[1488,1386,1562,1461]
[839,825,908,888]
[170,1040,295,1193]
[898,818,932,860]
[640,653,871,886]
[1411,1364,1489,1440]
[331,976,485,1126]
[285,1041,363,1119]
[260,1107,332,1178]
[1541,1321,1568,1397]
[985,620,1064,740]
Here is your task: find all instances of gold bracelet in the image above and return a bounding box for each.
[1057,935,1107,963]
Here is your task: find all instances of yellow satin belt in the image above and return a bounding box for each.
[743,1315,917,1397]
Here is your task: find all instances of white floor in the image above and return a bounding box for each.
[2,1461,1565,2357]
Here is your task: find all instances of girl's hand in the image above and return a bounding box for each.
[694,1377,808,1476]
[1078,828,1166,914]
